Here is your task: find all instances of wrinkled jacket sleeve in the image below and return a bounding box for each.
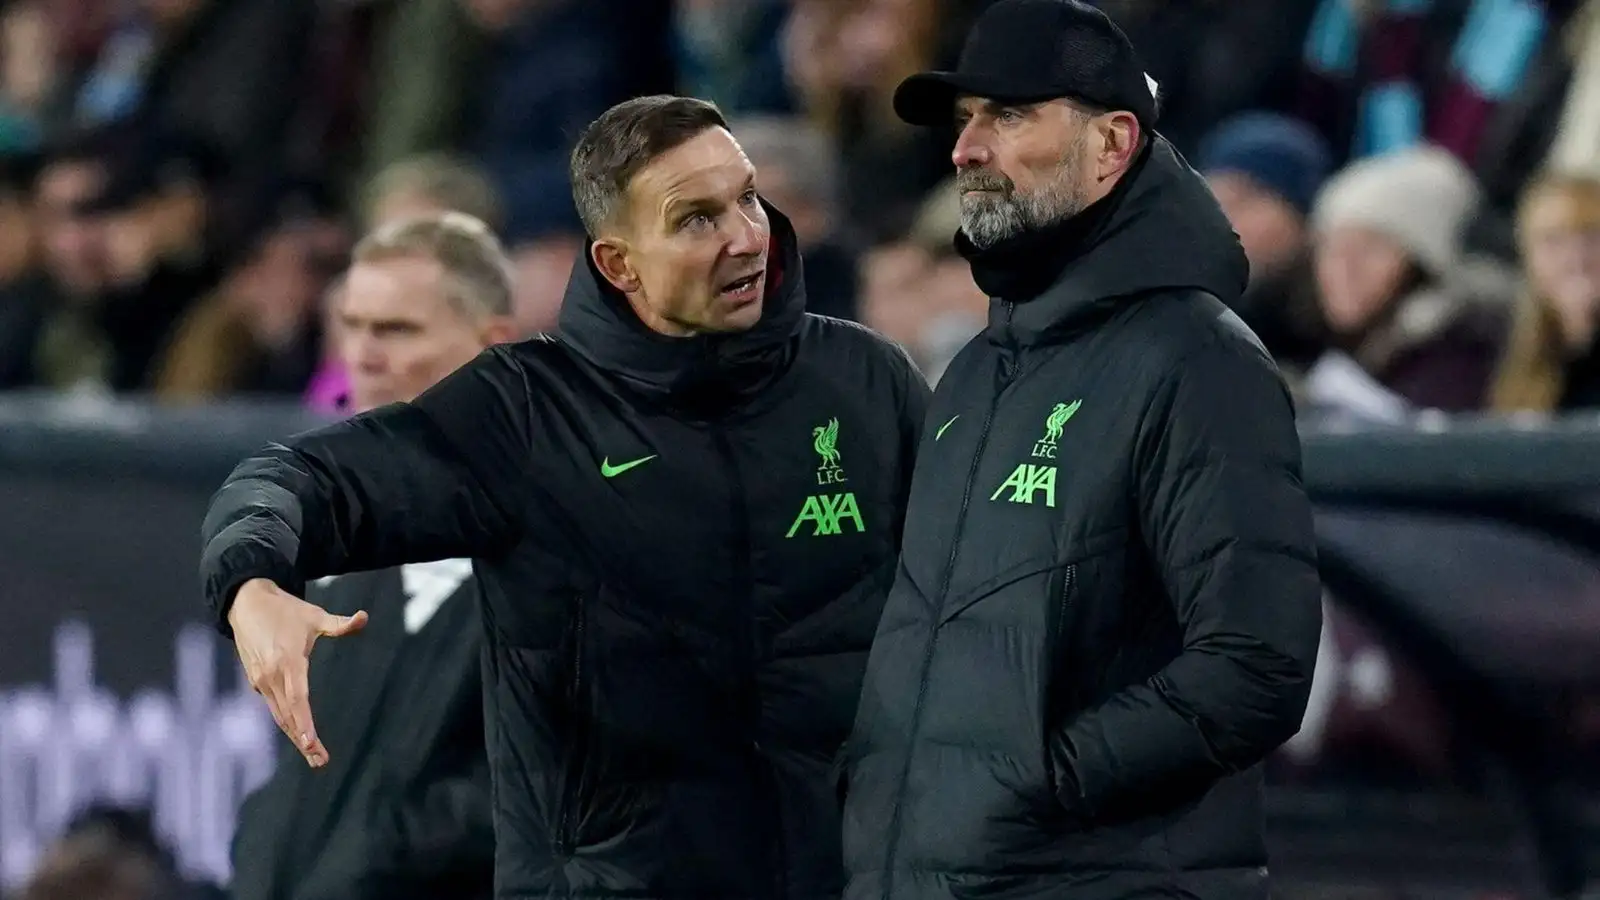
[200,346,534,635]
[1049,333,1322,819]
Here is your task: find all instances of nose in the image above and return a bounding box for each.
[726,206,766,258]
[952,121,993,169]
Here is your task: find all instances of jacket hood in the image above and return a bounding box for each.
[556,199,807,404]
[988,136,1249,345]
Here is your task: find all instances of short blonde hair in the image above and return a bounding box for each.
[351,212,515,320]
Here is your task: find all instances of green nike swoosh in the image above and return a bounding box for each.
[935,415,960,440]
[600,455,657,478]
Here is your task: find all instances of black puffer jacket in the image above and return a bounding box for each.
[201,206,929,899]
[840,138,1323,900]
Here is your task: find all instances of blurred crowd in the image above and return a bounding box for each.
[0,0,1596,422]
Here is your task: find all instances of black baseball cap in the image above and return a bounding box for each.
[893,0,1158,128]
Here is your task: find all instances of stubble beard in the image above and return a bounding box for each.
[957,133,1091,250]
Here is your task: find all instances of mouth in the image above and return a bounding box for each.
[718,269,764,301]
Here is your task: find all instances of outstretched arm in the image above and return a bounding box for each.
[200,345,536,764]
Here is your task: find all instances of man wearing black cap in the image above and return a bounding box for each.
[838,2,1323,899]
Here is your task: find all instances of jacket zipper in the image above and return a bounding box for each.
[1057,564,1076,642]
[554,595,588,856]
[710,425,789,898]
[880,306,1018,898]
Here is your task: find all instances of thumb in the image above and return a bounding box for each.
[318,609,368,637]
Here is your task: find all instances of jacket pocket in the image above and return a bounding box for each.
[552,595,589,856]
[830,737,855,809]
[1043,562,1078,805]
[1047,563,1078,650]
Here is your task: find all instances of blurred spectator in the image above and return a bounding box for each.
[782,0,955,242]
[1472,0,1597,260]
[1297,0,1548,166]
[27,133,114,390]
[460,0,670,245]
[1096,0,1321,156]
[859,177,986,383]
[0,1,57,153]
[334,213,516,410]
[16,804,205,900]
[1488,170,1600,411]
[455,0,673,336]
[151,179,348,402]
[674,0,794,114]
[70,134,228,390]
[360,153,504,233]
[1199,111,1332,377]
[61,0,319,259]
[356,0,484,190]
[1306,145,1510,414]
[304,154,514,413]
[19,829,165,900]
[730,114,858,320]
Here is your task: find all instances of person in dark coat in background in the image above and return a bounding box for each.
[840,3,1324,899]
[227,212,517,900]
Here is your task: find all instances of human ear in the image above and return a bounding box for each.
[1095,111,1140,182]
[591,239,640,293]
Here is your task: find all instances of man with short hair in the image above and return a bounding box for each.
[310,156,508,412]
[228,212,515,900]
[201,95,928,899]
[840,2,1323,899]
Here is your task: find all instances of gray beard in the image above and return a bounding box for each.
[959,176,1089,249]
[957,139,1091,250]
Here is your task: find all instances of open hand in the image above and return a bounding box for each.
[228,578,367,767]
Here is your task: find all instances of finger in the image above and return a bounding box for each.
[277,660,328,767]
[318,609,368,637]
[261,684,303,755]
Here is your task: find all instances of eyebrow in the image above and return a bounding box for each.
[665,173,758,221]
[956,98,1034,120]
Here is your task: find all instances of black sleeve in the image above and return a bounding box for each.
[199,346,535,635]
[1049,335,1323,819]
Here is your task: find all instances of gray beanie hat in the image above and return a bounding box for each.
[1311,145,1480,278]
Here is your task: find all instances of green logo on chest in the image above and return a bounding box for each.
[788,417,864,537]
[991,400,1080,508]
[991,463,1058,507]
